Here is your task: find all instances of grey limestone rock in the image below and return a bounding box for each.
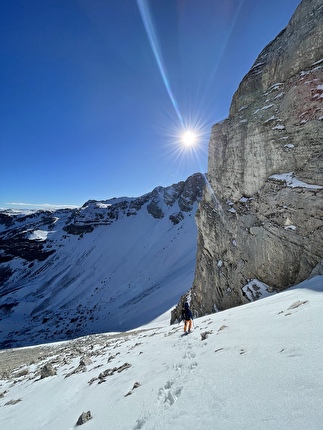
[40,363,57,379]
[172,0,323,321]
[76,411,92,426]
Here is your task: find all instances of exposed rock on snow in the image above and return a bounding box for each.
[40,364,57,379]
[172,0,323,320]
[4,398,22,406]
[287,300,308,310]
[200,331,212,341]
[76,411,92,426]
[124,381,141,397]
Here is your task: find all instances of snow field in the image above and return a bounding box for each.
[1,275,323,429]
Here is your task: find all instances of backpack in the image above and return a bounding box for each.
[182,307,192,321]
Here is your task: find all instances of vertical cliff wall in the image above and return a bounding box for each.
[171,0,323,321]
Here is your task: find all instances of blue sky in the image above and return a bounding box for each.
[1,0,301,209]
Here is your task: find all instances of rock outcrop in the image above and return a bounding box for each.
[171,0,323,321]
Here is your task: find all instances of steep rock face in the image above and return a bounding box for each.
[171,0,323,321]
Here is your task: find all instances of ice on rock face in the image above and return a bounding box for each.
[270,172,323,190]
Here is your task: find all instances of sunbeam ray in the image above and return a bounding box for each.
[137,0,184,127]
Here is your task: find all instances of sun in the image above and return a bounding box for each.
[181,130,197,147]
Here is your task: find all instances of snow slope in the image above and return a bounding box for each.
[0,174,205,348]
[1,275,322,430]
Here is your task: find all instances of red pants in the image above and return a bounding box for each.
[184,319,192,332]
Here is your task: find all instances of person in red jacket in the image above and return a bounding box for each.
[182,302,193,333]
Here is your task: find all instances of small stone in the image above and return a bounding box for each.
[217,325,228,332]
[40,364,57,379]
[76,411,92,426]
[201,331,212,341]
[287,300,308,311]
[0,390,8,398]
[5,398,22,406]
[132,382,141,390]
[79,357,92,367]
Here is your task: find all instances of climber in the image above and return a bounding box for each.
[182,302,193,333]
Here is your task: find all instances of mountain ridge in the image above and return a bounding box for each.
[0,173,205,349]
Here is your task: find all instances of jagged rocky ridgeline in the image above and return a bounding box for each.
[172,0,323,322]
[0,172,205,270]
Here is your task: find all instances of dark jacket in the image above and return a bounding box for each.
[182,302,193,321]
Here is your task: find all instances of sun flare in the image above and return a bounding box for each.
[181,130,197,147]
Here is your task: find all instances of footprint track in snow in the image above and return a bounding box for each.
[133,380,184,429]
[154,334,200,416]
[158,379,183,407]
[183,350,195,360]
[189,361,198,372]
[133,417,147,429]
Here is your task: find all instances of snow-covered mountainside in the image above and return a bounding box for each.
[1,275,322,430]
[0,173,205,349]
